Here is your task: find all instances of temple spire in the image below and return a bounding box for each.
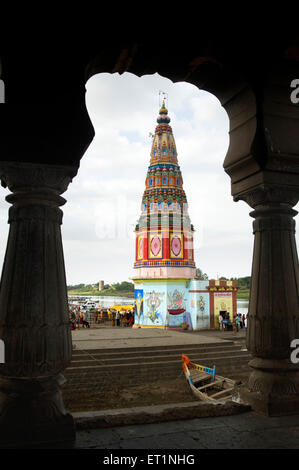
[133,97,196,279]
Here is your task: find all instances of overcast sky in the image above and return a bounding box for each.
[0,72,297,286]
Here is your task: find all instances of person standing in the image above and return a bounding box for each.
[81,311,90,328]
[232,315,237,335]
[235,314,240,332]
[115,310,120,327]
[218,313,223,330]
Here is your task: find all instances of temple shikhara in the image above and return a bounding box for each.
[133,98,238,330]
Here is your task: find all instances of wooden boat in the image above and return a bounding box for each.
[182,354,236,401]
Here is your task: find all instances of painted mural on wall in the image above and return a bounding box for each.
[144,290,165,326]
[197,296,205,315]
[134,289,144,324]
[187,280,210,329]
[167,288,189,328]
[195,293,210,329]
[167,289,185,313]
[189,291,210,329]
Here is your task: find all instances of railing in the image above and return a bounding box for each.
[192,363,216,377]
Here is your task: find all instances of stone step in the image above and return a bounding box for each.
[63,354,251,387]
[71,340,236,355]
[65,352,251,374]
[68,349,250,368]
[63,341,251,407]
[70,343,246,360]
[70,343,242,361]
[68,350,252,369]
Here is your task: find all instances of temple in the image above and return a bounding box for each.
[132,99,238,330]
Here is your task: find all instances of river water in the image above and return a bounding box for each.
[69,295,249,313]
[236,299,249,315]
[68,295,134,307]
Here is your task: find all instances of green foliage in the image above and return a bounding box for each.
[216,275,251,300]
[67,283,85,291]
[112,281,134,292]
[235,276,251,289]
[217,276,251,289]
[195,268,209,280]
[67,280,135,297]
[237,288,250,299]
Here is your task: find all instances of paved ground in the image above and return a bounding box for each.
[74,411,299,449]
[71,325,247,350]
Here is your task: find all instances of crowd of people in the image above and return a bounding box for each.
[68,304,135,330]
[218,311,248,332]
[111,309,134,327]
[69,306,90,330]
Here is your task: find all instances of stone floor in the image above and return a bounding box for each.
[74,410,299,449]
[71,324,247,350]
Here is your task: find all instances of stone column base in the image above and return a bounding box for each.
[0,374,75,448]
[232,382,299,416]
[232,359,299,416]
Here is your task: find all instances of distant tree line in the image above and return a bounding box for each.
[195,268,251,290]
[195,268,209,280]
[219,276,251,289]
[67,281,134,292]
[104,281,135,292]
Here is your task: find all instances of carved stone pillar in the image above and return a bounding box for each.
[233,185,299,415]
[0,162,78,448]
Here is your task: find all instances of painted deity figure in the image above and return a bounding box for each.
[135,291,143,323]
[168,289,185,310]
[197,296,205,314]
[146,291,163,323]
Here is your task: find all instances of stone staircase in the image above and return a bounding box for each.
[62,341,251,409]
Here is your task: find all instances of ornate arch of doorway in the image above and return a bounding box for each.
[0,36,298,447]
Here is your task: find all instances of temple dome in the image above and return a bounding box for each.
[157,99,170,123]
